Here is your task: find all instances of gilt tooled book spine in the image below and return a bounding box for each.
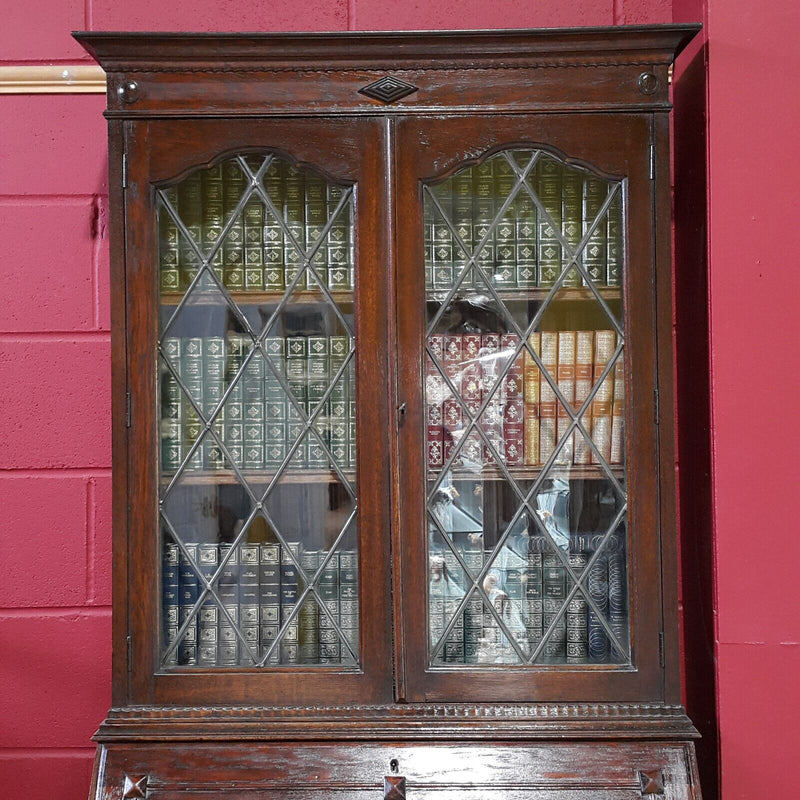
[472,160,495,287]
[561,167,583,287]
[523,332,541,466]
[196,542,219,667]
[538,331,558,466]
[566,551,589,665]
[306,336,330,468]
[590,330,616,465]
[282,165,305,290]
[263,159,286,291]
[493,157,517,290]
[280,542,302,665]
[516,185,538,288]
[610,353,625,466]
[178,173,202,291]
[158,186,181,292]
[573,330,595,466]
[221,162,245,291]
[426,335,445,470]
[162,542,180,666]
[238,544,260,666]
[542,552,566,663]
[583,176,608,286]
[536,157,562,288]
[259,543,281,665]
[216,543,239,667]
[304,175,328,290]
[452,170,474,289]
[177,543,199,666]
[501,333,524,466]
[606,189,622,287]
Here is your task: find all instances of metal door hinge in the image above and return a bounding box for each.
[649,143,655,180]
[658,632,665,668]
[125,391,131,427]
[122,152,127,188]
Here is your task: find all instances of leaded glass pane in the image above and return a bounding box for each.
[157,153,358,669]
[424,148,629,668]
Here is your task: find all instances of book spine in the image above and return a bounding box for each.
[428,557,445,662]
[221,162,245,291]
[556,331,577,463]
[590,330,616,465]
[318,552,341,663]
[610,353,625,465]
[472,161,495,287]
[160,338,183,472]
[304,175,328,290]
[493,157,517,289]
[238,544,260,665]
[480,333,502,466]
[339,550,359,658]
[536,157,562,287]
[178,174,202,291]
[566,551,589,664]
[328,335,350,470]
[430,184,454,293]
[263,159,286,292]
[606,190,622,286]
[181,338,204,471]
[607,550,628,659]
[201,164,225,289]
[177,543,199,666]
[515,184,538,287]
[326,184,351,290]
[283,166,305,289]
[573,330,595,465]
[424,195,434,291]
[501,333,524,465]
[243,193,265,290]
[461,545,483,664]
[524,548,544,654]
[451,170,473,289]
[242,351,265,471]
[583,176,608,286]
[216,543,239,666]
[223,333,246,469]
[280,542,301,665]
[426,334,445,470]
[159,186,181,292]
[202,337,226,470]
[264,336,287,469]
[196,542,219,667]
[542,552,566,662]
[523,332,541,466]
[162,542,180,666]
[538,331,558,466]
[587,551,610,662]
[561,168,583,287]
[306,336,330,468]
[298,550,320,664]
[442,334,464,466]
[258,542,281,664]
[285,336,308,468]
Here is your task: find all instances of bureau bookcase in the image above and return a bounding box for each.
[76,25,702,800]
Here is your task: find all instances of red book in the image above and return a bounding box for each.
[426,335,445,469]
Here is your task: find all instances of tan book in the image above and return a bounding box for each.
[610,353,625,465]
[538,331,558,465]
[556,331,577,463]
[590,330,616,465]
[573,330,595,465]
[523,332,541,466]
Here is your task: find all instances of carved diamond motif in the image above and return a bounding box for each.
[638,769,664,795]
[123,775,148,798]
[359,76,418,104]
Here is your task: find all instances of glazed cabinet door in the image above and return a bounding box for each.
[394,114,664,703]
[122,117,393,705]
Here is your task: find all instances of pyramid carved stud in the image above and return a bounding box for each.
[383,775,406,799]
[123,775,148,798]
[638,769,664,795]
[359,76,418,104]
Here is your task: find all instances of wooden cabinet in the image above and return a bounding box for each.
[75,25,702,800]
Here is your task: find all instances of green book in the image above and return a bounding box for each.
[202,336,226,470]
[178,174,202,290]
[318,551,341,663]
[243,196,265,290]
[159,187,181,292]
[264,159,286,291]
[238,544,260,665]
[201,164,224,289]
[286,336,308,467]
[583,176,608,286]
[451,170,473,289]
[222,161,245,291]
[283,166,305,290]
[326,184,350,290]
[196,543,219,667]
[472,161,495,287]
[515,188,538,288]
[606,190,622,286]
[306,336,330,468]
[181,337,204,470]
[305,175,328,290]
[493,157,517,289]
[561,168,584,287]
[535,157,562,288]
[299,550,321,664]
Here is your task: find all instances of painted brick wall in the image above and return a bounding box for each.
[8,2,760,800]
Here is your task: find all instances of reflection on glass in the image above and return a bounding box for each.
[424,148,629,667]
[156,153,358,668]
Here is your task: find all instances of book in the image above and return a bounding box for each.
[561,167,583,287]
[216,543,239,666]
[181,338,204,471]
[523,332,541,466]
[536,157,562,287]
[159,186,181,292]
[264,336,287,469]
[286,337,308,468]
[305,175,328,289]
[201,164,224,287]
[566,552,589,664]
[177,543,199,666]
[280,542,301,665]
[523,548,544,654]
[243,194,265,290]
[556,331,577,463]
[607,549,628,659]
[339,550,359,657]
[472,161,495,286]
[306,336,330,468]
[426,335,445,470]
[259,543,281,664]
[573,331,595,466]
[501,333,524,465]
[238,544,260,665]
[480,333,502,466]
[590,330,616,465]
[493,157,517,289]
[515,187,538,288]
[451,170,474,289]
[283,166,305,290]
[202,337,226,470]
[221,162,245,291]
[542,552,567,662]
[610,353,625,465]
[178,173,202,291]
[196,542,219,666]
[318,552,341,663]
[298,550,320,664]
[538,331,558,465]
[606,189,622,286]
[587,551,610,662]
[430,185,455,292]
[583,176,607,286]
[162,542,180,666]
[242,353,265,471]
[329,335,350,469]
[442,334,464,465]
[263,159,286,291]
[326,184,351,290]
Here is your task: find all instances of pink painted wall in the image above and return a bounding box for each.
[6,1,798,799]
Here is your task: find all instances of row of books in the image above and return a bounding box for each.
[159,158,355,294]
[160,333,355,473]
[427,330,624,470]
[424,155,621,291]
[163,541,358,667]
[430,533,627,665]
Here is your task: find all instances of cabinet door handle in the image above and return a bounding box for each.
[384,775,406,799]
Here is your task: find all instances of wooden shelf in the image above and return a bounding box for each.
[160,289,354,306]
[162,468,355,486]
[429,465,624,482]
[426,286,621,303]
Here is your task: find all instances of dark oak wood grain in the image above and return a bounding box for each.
[75,24,702,800]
